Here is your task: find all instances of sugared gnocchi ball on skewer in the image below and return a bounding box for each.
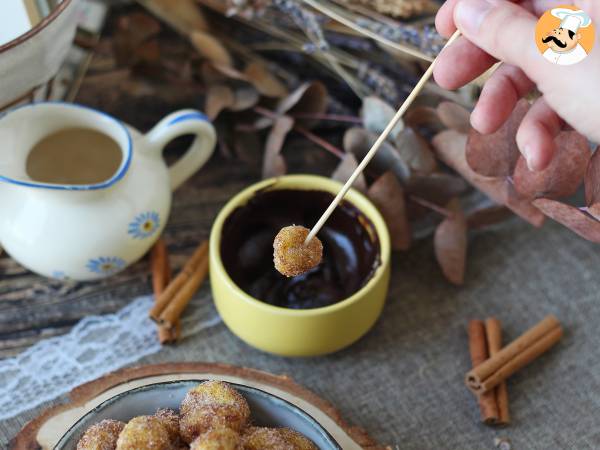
[189,426,243,450]
[115,416,171,450]
[273,225,323,277]
[179,381,250,443]
[76,419,125,450]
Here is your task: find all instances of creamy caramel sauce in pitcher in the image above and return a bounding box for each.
[26,128,122,185]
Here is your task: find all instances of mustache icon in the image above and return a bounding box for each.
[542,35,568,48]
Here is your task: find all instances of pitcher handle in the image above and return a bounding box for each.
[145,110,216,191]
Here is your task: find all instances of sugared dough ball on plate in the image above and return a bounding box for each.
[115,416,171,450]
[278,428,318,450]
[76,419,125,450]
[243,426,317,450]
[189,426,243,450]
[179,381,250,443]
[243,427,293,450]
[155,408,181,445]
[273,225,323,277]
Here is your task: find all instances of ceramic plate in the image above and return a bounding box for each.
[13,363,385,449]
[55,380,340,449]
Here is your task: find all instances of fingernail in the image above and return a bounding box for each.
[455,0,495,35]
[526,154,536,171]
[524,146,540,172]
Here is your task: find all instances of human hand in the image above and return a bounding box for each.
[433,0,600,171]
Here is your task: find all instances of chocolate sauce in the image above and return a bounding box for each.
[220,189,380,309]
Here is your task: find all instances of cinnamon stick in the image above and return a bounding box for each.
[151,238,171,295]
[149,240,208,322]
[466,315,562,395]
[485,318,510,425]
[468,320,499,424]
[150,238,180,344]
[159,254,209,329]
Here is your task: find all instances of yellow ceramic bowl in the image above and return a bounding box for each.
[209,175,391,356]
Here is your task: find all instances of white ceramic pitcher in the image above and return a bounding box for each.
[0,102,216,280]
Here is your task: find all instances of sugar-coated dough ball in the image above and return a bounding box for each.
[77,419,125,450]
[278,427,318,450]
[243,426,318,450]
[243,427,293,450]
[273,225,323,277]
[189,426,242,450]
[115,416,171,450]
[155,408,181,445]
[179,381,250,443]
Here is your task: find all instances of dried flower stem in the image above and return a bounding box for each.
[254,106,345,159]
[408,194,453,218]
[290,112,362,123]
[293,125,345,158]
[300,0,431,61]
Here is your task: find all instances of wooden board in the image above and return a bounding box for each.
[11,362,389,450]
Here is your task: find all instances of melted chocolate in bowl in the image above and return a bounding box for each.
[220,189,381,309]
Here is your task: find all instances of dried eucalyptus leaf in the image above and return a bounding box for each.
[466,205,513,229]
[406,173,468,205]
[230,86,260,111]
[205,84,235,120]
[139,0,208,34]
[367,171,411,250]
[211,63,248,81]
[361,96,404,141]
[513,131,591,200]
[277,81,327,114]
[432,130,545,227]
[395,127,437,174]
[585,146,600,211]
[437,101,471,134]
[244,62,288,98]
[533,199,600,243]
[276,81,327,128]
[262,116,294,179]
[190,31,232,67]
[344,127,410,183]
[434,198,467,285]
[199,63,226,84]
[113,13,161,65]
[404,105,443,131]
[466,99,529,177]
[331,153,367,192]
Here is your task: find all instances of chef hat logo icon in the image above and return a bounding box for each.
[535,5,595,65]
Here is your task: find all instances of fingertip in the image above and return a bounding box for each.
[432,55,458,90]
[470,108,492,134]
[516,98,562,172]
[523,141,555,171]
[517,125,556,172]
[435,0,459,38]
[432,38,496,90]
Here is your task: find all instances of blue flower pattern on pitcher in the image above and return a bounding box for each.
[86,257,126,275]
[128,211,160,239]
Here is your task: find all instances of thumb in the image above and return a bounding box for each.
[453,0,545,83]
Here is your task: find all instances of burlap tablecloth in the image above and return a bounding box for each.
[2,218,599,449]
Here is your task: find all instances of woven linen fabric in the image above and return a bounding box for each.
[2,219,600,449]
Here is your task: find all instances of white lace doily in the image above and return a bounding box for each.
[0,295,221,421]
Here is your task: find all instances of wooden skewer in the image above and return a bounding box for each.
[305,30,462,244]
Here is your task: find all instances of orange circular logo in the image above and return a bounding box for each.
[535,5,595,65]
